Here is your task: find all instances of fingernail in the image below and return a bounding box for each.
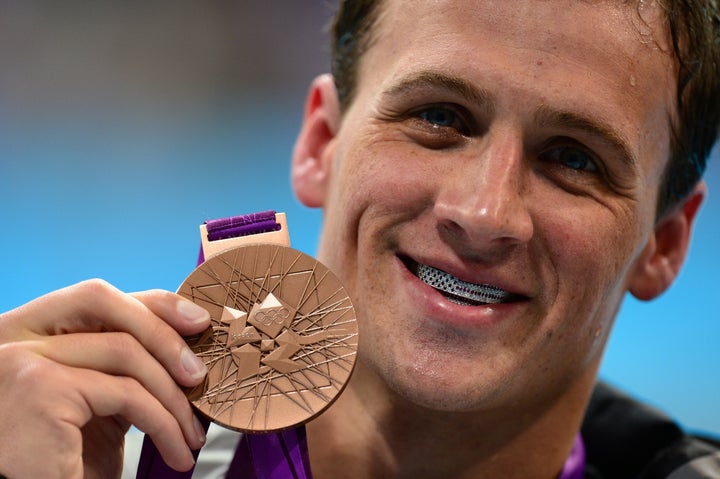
[193,414,207,445]
[177,300,210,324]
[181,347,207,380]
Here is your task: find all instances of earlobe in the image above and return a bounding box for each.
[291,74,341,208]
[628,182,706,300]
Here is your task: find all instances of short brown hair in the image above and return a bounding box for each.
[330,0,720,217]
[330,0,383,113]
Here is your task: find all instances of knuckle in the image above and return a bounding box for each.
[134,288,177,307]
[142,408,176,439]
[145,315,174,341]
[75,277,113,293]
[74,278,119,303]
[104,331,141,361]
[114,377,176,432]
[109,375,154,421]
[168,383,192,416]
[146,288,175,300]
[68,279,124,320]
[114,376,141,409]
[4,351,63,395]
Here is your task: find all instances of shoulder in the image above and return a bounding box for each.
[582,381,720,479]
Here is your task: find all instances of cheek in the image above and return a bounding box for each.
[319,135,429,296]
[334,135,438,219]
[540,203,642,347]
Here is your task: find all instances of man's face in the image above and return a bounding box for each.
[305,0,679,412]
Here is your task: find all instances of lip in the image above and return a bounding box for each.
[396,254,531,328]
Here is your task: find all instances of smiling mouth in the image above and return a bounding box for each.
[409,261,521,306]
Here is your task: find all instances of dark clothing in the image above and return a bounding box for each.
[582,382,720,478]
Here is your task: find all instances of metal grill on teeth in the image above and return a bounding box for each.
[417,263,508,304]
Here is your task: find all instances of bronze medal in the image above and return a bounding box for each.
[178,243,358,432]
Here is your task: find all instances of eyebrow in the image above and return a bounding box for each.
[534,105,639,171]
[381,71,496,116]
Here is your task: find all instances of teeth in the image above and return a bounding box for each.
[416,263,510,305]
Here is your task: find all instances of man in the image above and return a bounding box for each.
[1,1,718,478]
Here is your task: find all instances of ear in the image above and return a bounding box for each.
[291,74,341,208]
[628,182,706,300]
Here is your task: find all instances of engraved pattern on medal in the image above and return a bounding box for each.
[179,244,358,432]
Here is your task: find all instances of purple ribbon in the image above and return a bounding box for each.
[136,424,310,479]
[558,434,586,479]
[135,417,210,479]
[205,211,280,241]
[226,428,311,479]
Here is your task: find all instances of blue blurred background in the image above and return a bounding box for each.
[1,2,718,436]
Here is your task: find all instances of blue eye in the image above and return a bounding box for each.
[418,107,458,128]
[547,146,598,172]
[403,104,473,149]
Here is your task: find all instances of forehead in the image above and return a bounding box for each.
[366,0,675,88]
[370,0,671,53]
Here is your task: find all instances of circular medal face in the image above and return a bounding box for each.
[178,244,358,433]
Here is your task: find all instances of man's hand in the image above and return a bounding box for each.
[0,280,211,479]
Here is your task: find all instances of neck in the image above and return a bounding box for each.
[307,361,595,479]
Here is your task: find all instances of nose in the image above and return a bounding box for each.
[434,130,533,252]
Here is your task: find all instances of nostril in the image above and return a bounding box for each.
[438,219,467,243]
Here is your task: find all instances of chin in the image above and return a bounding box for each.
[372,353,511,413]
[403,388,485,412]
[397,377,503,413]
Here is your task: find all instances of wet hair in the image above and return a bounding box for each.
[330,0,720,217]
[656,1,720,215]
[330,0,383,114]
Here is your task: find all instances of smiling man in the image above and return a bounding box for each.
[1,1,719,478]
[289,1,717,477]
